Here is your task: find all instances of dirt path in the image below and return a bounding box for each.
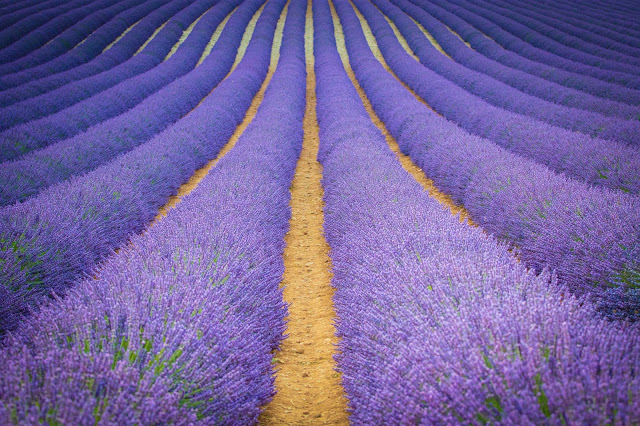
[154,0,288,222]
[330,0,474,224]
[259,1,350,424]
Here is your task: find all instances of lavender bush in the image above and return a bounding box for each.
[350,0,640,194]
[0,1,306,421]
[419,0,640,88]
[524,0,640,38]
[384,0,640,114]
[0,0,64,29]
[0,0,257,206]
[0,0,139,69]
[0,0,287,336]
[0,0,94,52]
[487,0,640,54]
[334,0,640,318]
[0,0,223,130]
[0,0,201,161]
[355,0,640,147]
[405,0,640,93]
[0,0,121,65]
[0,0,175,105]
[456,0,640,67]
[0,0,175,87]
[315,1,640,422]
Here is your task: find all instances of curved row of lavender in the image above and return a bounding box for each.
[357,0,640,148]
[333,0,640,319]
[438,0,640,73]
[0,0,137,68]
[0,0,306,420]
[401,0,640,104]
[0,0,94,51]
[0,0,64,29]
[0,0,163,90]
[0,0,174,86]
[386,0,640,113]
[412,0,640,90]
[316,1,640,422]
[533,0,640,37]
[0,0,257,207]
[0,0,199,161]
[0,0,287,336]
[0,0,221,131]
[0,0,121,65]
[0,0,178,106]
[489,0,640,54]
[350,0,640,194]
[451,0,640,69]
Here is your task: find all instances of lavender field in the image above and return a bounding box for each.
[0,0,639,423]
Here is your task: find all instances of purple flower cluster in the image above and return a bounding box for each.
[0,1,306,420]
[419,0,640,88]
[0,0,221,130]
[0,0,254,207]
[404,0,640,101]
[333,0,640,318]
[0,0,175,89]
[0,0,286,335]
[385,0,640,113]
[351,0,640,194]
[0,0,121,66]
[315,0,640,422]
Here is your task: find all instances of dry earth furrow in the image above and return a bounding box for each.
[330,0,474,224]
[259,0,350,423]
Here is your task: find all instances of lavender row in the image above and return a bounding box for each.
[353,0,640,194]
[494,0,640,44]
[0,0,305,420]
[365,1,640,147]
[0,0,93,52]
[386,0,640,115]
[0,0,60,23]
[491,0,640,53]
[440,0,640,72]
[0,2,203,163]
[0,0,166,77]
[0,0,219,131]
[335,0,640,318]
[316,1,640,422]
[0,0,122,65]
[0,0,257,207]
[459,0,640,68]
[415,0,640,89]
[0,0,285,336]
[532,0,640,34]
[0,0,175,86]
[403,0,640,104]
[0,0,141,73]
[0,0,176,106]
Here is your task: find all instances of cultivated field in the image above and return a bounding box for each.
[0,0,639,423]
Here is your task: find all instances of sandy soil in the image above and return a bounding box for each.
[332,0,475,225]
[259,1,350,424]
